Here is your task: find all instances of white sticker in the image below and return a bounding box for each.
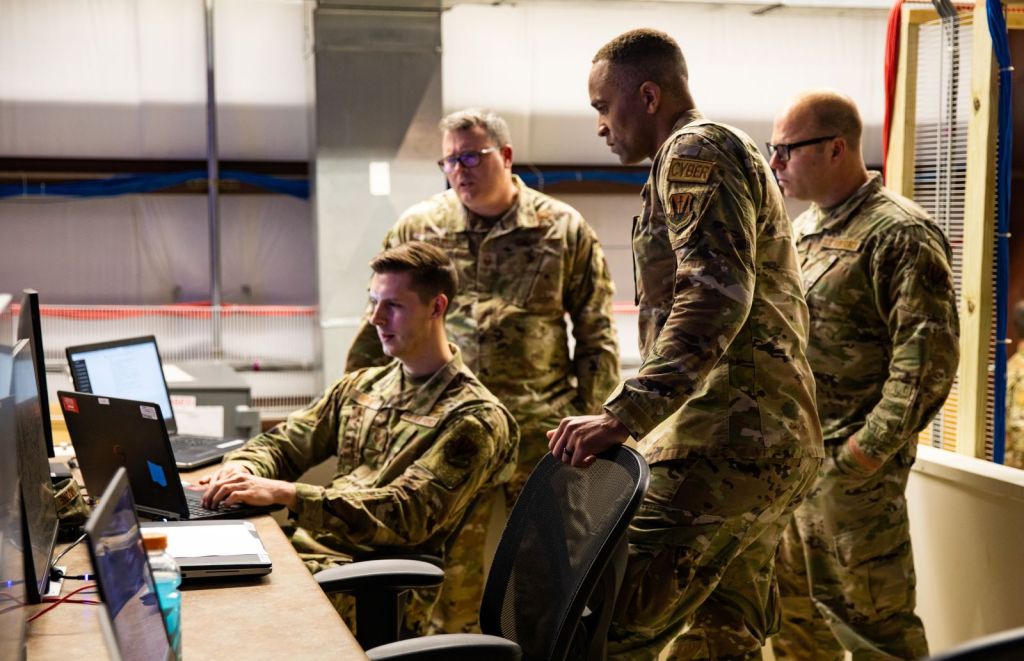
[140,405,159,420]
[216,439,245,450]
[98,397,110,405]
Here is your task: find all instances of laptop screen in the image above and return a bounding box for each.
[85,468,173,661]
[67,338,175,430]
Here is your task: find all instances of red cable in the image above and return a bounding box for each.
[882,0,905,181]
[27,583,99,623]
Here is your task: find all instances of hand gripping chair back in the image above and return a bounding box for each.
[366,445,649,661]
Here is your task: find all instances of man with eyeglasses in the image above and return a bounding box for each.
[768,90,958,660]
[549,28,823,659]
[346,108,619,633]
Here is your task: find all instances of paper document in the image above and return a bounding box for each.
[162,364,195,383]
[158,524,265,559]
[174,405,224,437]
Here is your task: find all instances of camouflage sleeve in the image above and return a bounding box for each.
[1005,355,1024,469]
[565,218,620,414]
[855,225,959,464]
[290,405,514,549]
[604,133,757,439]
[223,375,355,481]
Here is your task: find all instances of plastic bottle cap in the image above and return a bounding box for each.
[142,532,169,552]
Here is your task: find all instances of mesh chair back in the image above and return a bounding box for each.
[479,445,649,661]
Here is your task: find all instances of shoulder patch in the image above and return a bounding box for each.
[669,192,695,217]
[667,158,714,184]
[821,237,862,252]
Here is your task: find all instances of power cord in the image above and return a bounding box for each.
[26,583,99,623]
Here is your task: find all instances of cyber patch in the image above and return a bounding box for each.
[667,158,714,183]
[669,192,695,217]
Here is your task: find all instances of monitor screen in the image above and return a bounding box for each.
[12,339,59,604]
[67,339,174,425]
[85,469,172,661]
[16,290,54,457]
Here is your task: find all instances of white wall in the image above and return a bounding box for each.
[908,446,1024,653]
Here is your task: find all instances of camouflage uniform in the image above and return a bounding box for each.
[223,347,518,636]
[603,110,823,660]
[773,172,959,660]
[1005,343,1024,469]
[346,175,619,632]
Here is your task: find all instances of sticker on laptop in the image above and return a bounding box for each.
[139,405,159,420]
[60,395,79,413]
[98,397,109,405]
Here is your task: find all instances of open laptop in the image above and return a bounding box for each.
[84,467,174,661]
[65,336,247,469]
[59,390,268,521]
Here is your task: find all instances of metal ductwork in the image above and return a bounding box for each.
[311,0,443,383]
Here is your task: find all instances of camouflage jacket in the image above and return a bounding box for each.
[604,110,823,463]
[346,176,619,435]
[1005,343,1024,469]
[224,347,519,556]
[794,171,958,464]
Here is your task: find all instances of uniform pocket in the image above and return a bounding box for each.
[834,519,912,619]
[512,235,563,309]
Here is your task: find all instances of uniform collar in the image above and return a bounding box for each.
[670,108,706,134]
[805,171,883,236]
[381,344,466,413]
[462,175,541,235]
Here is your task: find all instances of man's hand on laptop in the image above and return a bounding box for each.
[199,463,298,511]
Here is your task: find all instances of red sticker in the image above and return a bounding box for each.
[61,396,79,413]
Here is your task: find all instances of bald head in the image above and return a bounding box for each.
[784,90,863,153]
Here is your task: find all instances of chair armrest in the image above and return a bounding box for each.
[314,559,444,594]
[366,634,521,661]
[352,552,445,569]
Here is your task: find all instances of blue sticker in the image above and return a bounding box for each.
[147,460,168,488]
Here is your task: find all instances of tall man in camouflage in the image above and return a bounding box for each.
[1004,301,1024,469]
[548,29,823,660]
[346,108,620,632]
[768,90,958,660]
[200,242,518,635]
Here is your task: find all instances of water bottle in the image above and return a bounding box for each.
[143,532,182,660]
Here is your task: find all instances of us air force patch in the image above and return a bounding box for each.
[667,158,714,184]
[669,192,694,217]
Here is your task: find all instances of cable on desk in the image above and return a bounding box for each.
[27,583,99,623]
[51,533,87,567]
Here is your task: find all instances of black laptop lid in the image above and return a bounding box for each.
[58,391,188,520]
[65,336,180,435]
[85,467,174,661]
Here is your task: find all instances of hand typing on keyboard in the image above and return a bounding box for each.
[199,462,299,511]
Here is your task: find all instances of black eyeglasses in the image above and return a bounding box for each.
[765,136,836,163]
[437,147,499,173]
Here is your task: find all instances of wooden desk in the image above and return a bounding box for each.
[26,485,365,659]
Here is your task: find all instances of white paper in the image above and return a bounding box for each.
[162,364,194,383]
[174,405,224,437]
[156,524,264,559]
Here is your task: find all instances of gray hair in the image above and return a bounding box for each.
[439,108,511,147]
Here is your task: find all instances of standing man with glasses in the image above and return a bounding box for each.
[347,108,620,634]
[768,90,958,659]
[549,29,823,659]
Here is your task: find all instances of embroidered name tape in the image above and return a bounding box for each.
[667,158,714,183]
[821,237,862,252]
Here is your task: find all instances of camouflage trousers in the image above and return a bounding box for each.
[607,455,820,660]
[287,525,439,637]
[773,442,928,661]
[431,417,555,634]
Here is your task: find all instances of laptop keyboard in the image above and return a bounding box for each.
[175,433,222,447]
[184,491,243,518]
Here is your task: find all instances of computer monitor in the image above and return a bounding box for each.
[12,339,59,604]
[17,290,54,458]
[85,467,173,661]
[0,296,27,661]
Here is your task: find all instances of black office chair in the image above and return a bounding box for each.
[330,445,650,661]
[927,626,1024,660]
